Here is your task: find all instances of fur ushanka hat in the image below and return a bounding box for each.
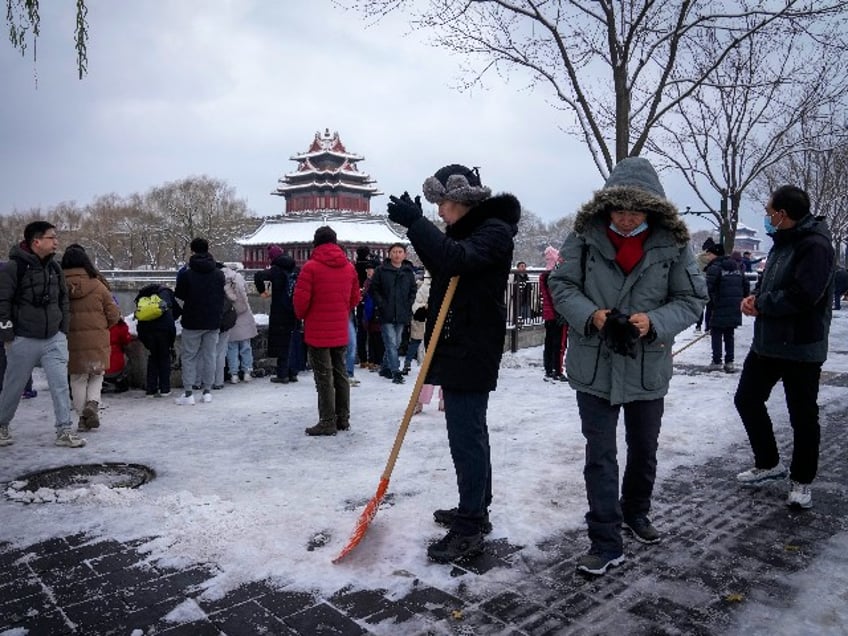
[422,164,492,205]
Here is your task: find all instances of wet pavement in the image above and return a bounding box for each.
[2,387,847,634]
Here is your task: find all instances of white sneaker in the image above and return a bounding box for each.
[736,462,788,485]
[201,392,213,403]
[175,394,196,406]
[348,377,360,387]
[707,362,724,372]
[242,371,252,383]
[787,480,813,509]
[0,424,13,446]
[55,430,86,448]
[227,375,240,384]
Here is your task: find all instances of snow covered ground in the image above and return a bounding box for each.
[2,311,848,634]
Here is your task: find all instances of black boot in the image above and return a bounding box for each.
[433,507,493,535]
[392,372,405,384]
[427,530,483,563]
[305,422,337,436]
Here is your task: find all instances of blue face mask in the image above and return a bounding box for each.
[764,216,778,235]
[609,221,649,237]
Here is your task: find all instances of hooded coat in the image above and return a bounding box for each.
[405,193,521,392]
[548,158,707,405]
[254,253,298,356]
[705,255,749,329]
[0,244,69,342]
[63,268,121,374]
[293,243,360,348]
[223,265,257,342]
[752,214,833,362]
[175,252,226,331]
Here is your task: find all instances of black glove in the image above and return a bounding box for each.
[599,308,640,358]
[413,306,428,322]
[388,191,423,228]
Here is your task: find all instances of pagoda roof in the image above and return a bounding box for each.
[273,180,382,195]
[291,129,364,162]
[238,214,404,246]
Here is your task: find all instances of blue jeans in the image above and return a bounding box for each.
[346,315,356,377]
[443,389,493,535]
[0,333,73,432]
[380,323,404,374]
[226,339,254,375]
[576,391,663,556]
[404,339,422,366]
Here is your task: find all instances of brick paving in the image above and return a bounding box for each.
[2,378,847,635]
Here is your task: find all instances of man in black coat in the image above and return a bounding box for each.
[734,185,834,510]
[174,237,225,405]
[369,243,417,384]
[703,242,749,372]
[388,163,520,563]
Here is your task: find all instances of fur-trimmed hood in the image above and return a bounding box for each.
[573,158,689,246]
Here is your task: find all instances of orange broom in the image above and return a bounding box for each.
[333,276,459,563]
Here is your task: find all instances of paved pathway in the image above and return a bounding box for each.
[2,376,847,635]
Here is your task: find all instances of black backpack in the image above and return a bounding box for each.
[220,296,237,332]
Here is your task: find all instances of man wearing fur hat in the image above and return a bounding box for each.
[548,157,707,576]
[388,164,520,563]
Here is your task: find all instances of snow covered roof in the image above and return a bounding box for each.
[237,215,404,246]
[273,180,381,194]
[290,129,364,162]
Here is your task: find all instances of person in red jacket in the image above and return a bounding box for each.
[105,317,132,393]
[293,226,360,436]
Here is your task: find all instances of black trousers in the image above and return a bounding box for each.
[543,320,563,376]
[142,330,175,394]
[734,351,822,484]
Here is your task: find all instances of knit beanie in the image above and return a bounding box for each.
[423,164,492,205]
[543,246,560,271]
[268,244,283,261]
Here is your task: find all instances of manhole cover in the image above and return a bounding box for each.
[5,463,155,503]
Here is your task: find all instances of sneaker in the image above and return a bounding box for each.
[0,425,13,446]
[622,516,661,544]
[402,363,411,375]
[159,391,172,398]
[392,372,405,385]
[553,373,568,382]
[736,462,788,486]
[707,362,724,371]
[723,362,735,373]
[305,422,337,436]
[55,430,86,448]
[270,377,290,384]
[145,391,158,398]
[211,384,224,390]
[787,480,813,509]
[433,508,493,535]
[288,375,298,383]
[227,375,240,384]
[427,530,484,563]
[241,371,252,383]
[576,551,625,576]
[348,377,360,387]
[201,392,213,403]
[175,393,196,406]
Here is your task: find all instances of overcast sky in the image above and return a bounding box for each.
[1,1,736,235]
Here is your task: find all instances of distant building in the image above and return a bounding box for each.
[733,222,762,255]
[238,129,404,268]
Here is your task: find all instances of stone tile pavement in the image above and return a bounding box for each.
[2,378,847,635]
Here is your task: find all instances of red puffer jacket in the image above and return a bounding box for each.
[293,243,360,348]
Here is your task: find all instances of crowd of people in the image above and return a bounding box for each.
[0,165,835,575]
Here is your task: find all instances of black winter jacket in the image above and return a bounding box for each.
[0,244,69,342]
[254,254,298,357]
[405,193,520,392]
[705,256,749,329]
[174,252,226,331]
[134,284,181,343]
[369,259,417,325]
[752,214,833,362]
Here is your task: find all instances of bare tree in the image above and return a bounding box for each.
[350,1,848,179]
[648,23,848,253]
[5,0,89,78]
[757,130,848,264]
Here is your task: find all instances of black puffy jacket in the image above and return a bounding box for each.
[705,256,749,329]
[405,193,520,392]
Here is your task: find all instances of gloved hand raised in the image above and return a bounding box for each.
[388,191,423,228]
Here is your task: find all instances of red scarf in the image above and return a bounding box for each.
[606,227,650,274]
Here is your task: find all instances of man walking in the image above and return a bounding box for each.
[0,221,83,447]
[174,237,226,405]
[734,185,834,509]
[293,226,360,436]
[369,243,417,384]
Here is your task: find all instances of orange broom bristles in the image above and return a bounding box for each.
[332,478,389,563]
